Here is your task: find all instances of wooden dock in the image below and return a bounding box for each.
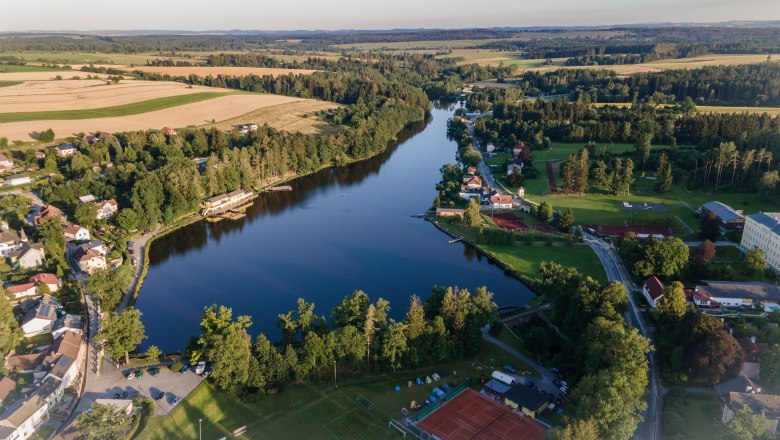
[267,185,292,192]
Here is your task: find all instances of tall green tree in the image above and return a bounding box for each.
[0,291,20,360]
[655,152,673,193]
[198,305,252,390]
[464,198,481,227]
[745,247,769,276]
[381,320,408,370]
[724,407,771,440]
[634,133,651,170]
[77,402,132,440]
[758,345,780,394]
[558,208,575,234]
[74,203,98,228]
[657,281,687,320]
[96,308,146,365]
[332,290,369,328]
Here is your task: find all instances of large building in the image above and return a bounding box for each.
[701,201,745,230]
[741,212,780,272]
[696,280,780,310]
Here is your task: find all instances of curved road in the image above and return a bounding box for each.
[584,233,662,440]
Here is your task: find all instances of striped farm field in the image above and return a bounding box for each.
[123,66,317,77]
[0,93,311,141]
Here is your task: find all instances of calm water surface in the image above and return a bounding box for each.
[136,107,534,350]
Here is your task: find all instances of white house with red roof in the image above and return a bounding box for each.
[29,273,60,293]
[6,282,38,299]
[63,224,89,242]
[462,175,483,190]
[490,194,514,210]
[642,276,665,308]
[94,199,118,220]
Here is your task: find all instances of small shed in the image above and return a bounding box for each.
[491,370,517,386]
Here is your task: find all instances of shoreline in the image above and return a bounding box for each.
[122,120,425,310]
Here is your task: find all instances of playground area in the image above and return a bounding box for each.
[416,389,547,440]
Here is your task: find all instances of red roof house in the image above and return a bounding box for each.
[643,276,665,308]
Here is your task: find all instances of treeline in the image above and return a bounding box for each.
[192,287,496,393]
[518,63,780,106]
[534,263,652,440]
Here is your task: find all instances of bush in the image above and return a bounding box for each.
[488,320,503,337]
[171,362,183,372]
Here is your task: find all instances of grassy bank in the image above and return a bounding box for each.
[0,91,238,123]
[0,81,21,88]
[662,390,721,440]
[138,343,533,440]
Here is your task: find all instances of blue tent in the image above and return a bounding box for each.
[394,385,401,392]
[416,377,422,385]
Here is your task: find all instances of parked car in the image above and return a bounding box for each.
[171,396,181,405]
[134,369,145,379]
[126,372,136,380]
[502,364,517,374]
[549,367,560,375]
[535,360,543,367]
[180,364,188,374]
[155,392,164,401]
[148,367,160,376]
[553,379,562,387]
[559,386,568,395]
[195,361,206,375]
[560,380,568,388]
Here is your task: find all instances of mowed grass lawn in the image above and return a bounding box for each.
[0,91,239,122]
[481,242,608,285]
[662,391,722,440]
[138,343,535,440]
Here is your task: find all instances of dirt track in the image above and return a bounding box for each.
[0,94,304,141]
[0,79,233,112]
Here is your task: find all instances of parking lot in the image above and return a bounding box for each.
[77,361,204,416]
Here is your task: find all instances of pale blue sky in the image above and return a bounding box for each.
[4,0,779,31]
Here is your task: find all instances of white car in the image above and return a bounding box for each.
[195,361,206,375]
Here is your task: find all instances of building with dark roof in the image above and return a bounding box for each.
[701,201,745,229]
[696,281,780,308]
[503,385,550,419]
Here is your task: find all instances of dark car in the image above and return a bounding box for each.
[549,367,561,375]
[155,392,164,401]
[148,367,160,376]
[502,364,517,374]
[535,360,543,367]
[526,380,535,388]
[553,379,562,387]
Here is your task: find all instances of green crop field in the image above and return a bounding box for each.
[0,92,239,123]
[138,343,535,440]
[0,64,69,73]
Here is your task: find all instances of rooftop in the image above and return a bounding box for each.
[715,375,760,399]
[729,392,780,418]
[644,276,665,301]
[504,385,550,410]
[698,281,780,302]
[0,377,16,402]
[702,201,744,223]
[747,212,780,234]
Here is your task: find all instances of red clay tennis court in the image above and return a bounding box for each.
[416,389,547,440]
[489,213,531,231]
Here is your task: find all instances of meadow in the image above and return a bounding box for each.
[206,99,342,136]
[138,344,534,440]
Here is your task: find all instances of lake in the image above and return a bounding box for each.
[135,106,535,351]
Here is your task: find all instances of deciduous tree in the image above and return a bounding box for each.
[77,402,132,440]
[96,307,146,365]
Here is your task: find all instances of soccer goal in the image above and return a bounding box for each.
[354,394,375,411]
[389,420,407,438]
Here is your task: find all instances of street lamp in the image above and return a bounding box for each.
[333,360,337,389]
[199,418,202,440]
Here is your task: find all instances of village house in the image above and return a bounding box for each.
[20,295,60,337]
[0,231,22,257]
[42,331,85,390]
[740,212,780,273]
[9,243,45,270]
[5,174,31,187]
[695,280,780,310]
[0,377,16,408]
[490,194,513,210]
[4,352,46,375]
[486,143,496,153]
[54,144,78,158]
[738,336,769,380]
[74,249,106,274]
[0,154,14,174]
[715,376,780,435]
[642,276,665,308]
[506,160,523,176]
[701,201,745,230]
[685,287,715,308]
[94,199,118,220]
[435,208,465,218]
[51,315,82,340]
[238,123,259,134]
[466,166,477,175]
[462,175,483,190]
[29,273,60,293]
[201,189,255,216]
[512,142,527,158]
[5,283,38,300]
[0,378,57,440]
[32,205,63,226]
[63,224,89,242]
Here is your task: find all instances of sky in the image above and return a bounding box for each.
[3,0,780,31]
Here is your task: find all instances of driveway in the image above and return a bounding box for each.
[77,361,203,416]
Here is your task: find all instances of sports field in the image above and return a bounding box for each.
[417,389,546,440]
[137,343,536,439]
[480,242,608,285]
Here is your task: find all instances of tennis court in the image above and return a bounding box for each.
[416,389,546,440]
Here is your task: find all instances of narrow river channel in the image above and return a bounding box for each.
[135,106,535,351]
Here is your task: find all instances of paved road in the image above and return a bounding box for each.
[119,228,157,311]
[584,233,662,440]
[464,114,509,196]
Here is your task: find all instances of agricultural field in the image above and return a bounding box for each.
[0,70,109,81]
[138,344,533,440]
[593,103,780,115]
[206,99,342,136]
[0,79,230,112]
[515,53,780,74]
[0,51,193,66]
[0,93,313,141]
[441,50,567,67]
[123,66,318,77]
